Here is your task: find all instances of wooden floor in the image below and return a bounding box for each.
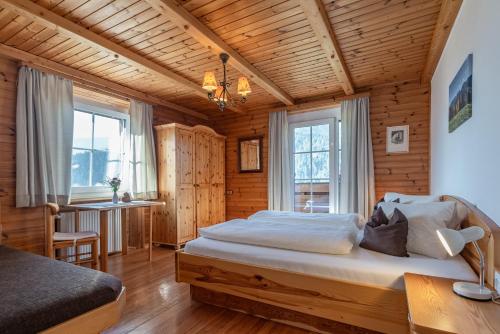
[104,247,311,334]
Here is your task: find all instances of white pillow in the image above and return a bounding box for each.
[384,192,440,204]
[379,202,456,259]
[248,210,366,229]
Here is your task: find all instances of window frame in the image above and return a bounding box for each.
[71,100,130,200]
[288,110,340,213]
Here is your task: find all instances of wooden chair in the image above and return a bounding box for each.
[46,203,99,269]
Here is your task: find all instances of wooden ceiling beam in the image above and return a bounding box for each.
[144,0,295,106]
[421,0,463,83]
[0,43,209,120]
[0,0,244,114]
[297,0,355,95]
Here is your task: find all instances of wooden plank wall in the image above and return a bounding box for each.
[212,79,430,219]
[210,110,269,220]
[369,80,430,198]
[0,55,206,254]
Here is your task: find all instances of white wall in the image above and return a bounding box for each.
[431,0,500,225]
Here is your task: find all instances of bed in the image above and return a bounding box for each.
[176,196,500,334]
[0,245,125,334]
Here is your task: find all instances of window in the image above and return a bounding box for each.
[289,109,340,213]
[71,101,129,199]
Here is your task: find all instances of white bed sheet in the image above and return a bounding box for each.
[184,236,477,290]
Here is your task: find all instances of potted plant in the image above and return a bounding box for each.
[105,177,121,204]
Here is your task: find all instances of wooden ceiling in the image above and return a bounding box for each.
[0,0,447,118]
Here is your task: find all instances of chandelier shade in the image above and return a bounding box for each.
[202,71,217,91]
[237,76,251,96]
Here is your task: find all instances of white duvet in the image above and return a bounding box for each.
[198,211,361,255]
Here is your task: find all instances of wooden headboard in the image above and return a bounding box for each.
[442,195,500,286]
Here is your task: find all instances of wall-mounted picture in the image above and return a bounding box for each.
[449,54,473,133]
[386,125,409,153]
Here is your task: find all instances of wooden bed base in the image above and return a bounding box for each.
[41,287,126,334]
[175,195,500,334]
[176,251,408,333]
[190,285,378,334]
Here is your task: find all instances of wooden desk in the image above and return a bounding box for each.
[64,201,164,272]
[405,273,500,334]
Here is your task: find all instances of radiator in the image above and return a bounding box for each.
[60,209,122,259]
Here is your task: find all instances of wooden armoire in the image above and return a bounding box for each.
[153,124,225,248]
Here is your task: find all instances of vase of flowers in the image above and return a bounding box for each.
[106,177,121,204]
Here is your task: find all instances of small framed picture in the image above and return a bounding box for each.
[386,125,409,153]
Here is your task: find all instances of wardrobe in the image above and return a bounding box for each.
[153,123,225,248]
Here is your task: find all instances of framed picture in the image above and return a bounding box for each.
[386,125,409,153]
[449,54,472,133]
[238,136,263,173]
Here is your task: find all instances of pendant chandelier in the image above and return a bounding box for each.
[202,53,251,112]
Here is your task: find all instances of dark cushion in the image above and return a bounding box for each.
[0,246,123,334]
[367,204,389,227]
[360,207,409,257]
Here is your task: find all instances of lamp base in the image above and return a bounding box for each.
[453,282,492,301]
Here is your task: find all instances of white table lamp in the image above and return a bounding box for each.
[437,226,492,301]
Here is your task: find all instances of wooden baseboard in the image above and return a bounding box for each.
[191,286,379,334]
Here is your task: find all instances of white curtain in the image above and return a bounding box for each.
[129,100,157,200]
[268,111,292,211]
[16,66,74,207]
[339,96,375,218]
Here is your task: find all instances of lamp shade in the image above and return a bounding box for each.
[214,86,228,102]
[437,226,485,256]
[202,71,217,91]
[237,76,251,96]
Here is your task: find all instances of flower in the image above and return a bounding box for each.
[105,177,121,192]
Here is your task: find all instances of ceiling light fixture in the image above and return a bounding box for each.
[202,53,251,112]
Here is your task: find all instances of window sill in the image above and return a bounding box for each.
[70,191,128,203]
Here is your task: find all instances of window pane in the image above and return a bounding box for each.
[105,161,121,182]
[73,111,93,149]
[71,149,90,187]
[91,152,122,186]
[312,152,329,179]
[294,126,310,153]
[91,151,122,186]
[294,153,311,180]
[312,124,329,151]
[91,149,109,186]
[94,114,122,152]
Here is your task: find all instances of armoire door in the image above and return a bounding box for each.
[210,136,225,225]
[210,184,225,225]
[195,132,211,230]
[176,129,196,243]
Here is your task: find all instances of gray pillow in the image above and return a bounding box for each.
[360,207,409,257]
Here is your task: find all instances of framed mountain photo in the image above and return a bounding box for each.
[449,54,473,133]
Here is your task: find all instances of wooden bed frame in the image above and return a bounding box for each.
[41,287,126,334]
[175,195,500,334]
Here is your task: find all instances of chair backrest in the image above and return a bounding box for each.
[45,203,60,257]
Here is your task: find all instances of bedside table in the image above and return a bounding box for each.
[404,273,500,334]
